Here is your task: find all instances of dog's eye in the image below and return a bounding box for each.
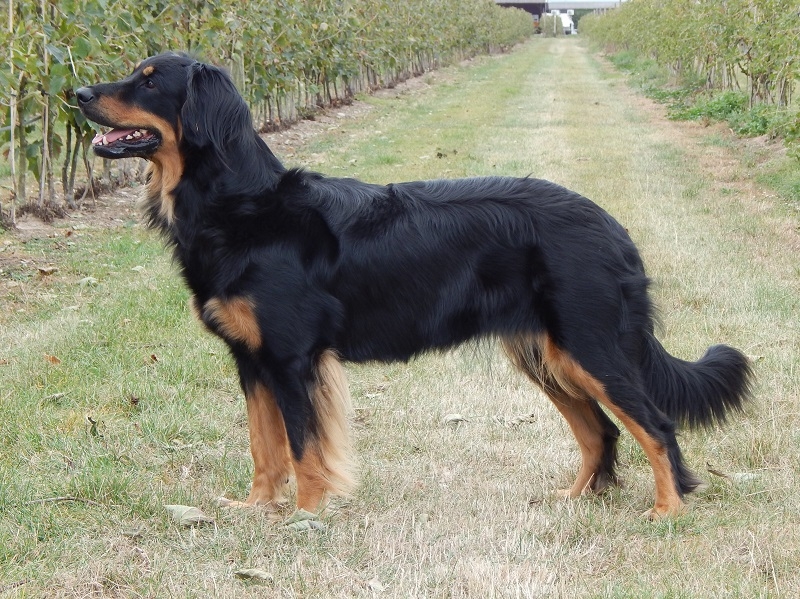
[144,79,155,89]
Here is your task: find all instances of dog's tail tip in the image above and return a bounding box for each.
[643,338,754,429]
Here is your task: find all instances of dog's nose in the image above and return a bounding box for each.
[76,87,94,105]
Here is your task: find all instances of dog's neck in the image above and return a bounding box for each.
[141,155,182,230]
[140,131,287,242]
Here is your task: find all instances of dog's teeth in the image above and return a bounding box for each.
[125,134,134,140]
[102,135,109,145]
[132,130,142,138]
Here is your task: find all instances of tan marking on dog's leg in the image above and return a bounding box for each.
[293,351,356,513]
[539,336,684,518]
[226,383,292,509]
[549,394,608,498]
[503,334,610,498]
[602,409,685,519]
[293,442,329,512]
[203,296,261,350]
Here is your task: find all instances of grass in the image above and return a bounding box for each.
[1,38,800,597]
[601,48,800,210]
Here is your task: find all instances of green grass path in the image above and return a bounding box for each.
[1,38,798,598]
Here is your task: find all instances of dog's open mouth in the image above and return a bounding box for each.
[91,127,160,159]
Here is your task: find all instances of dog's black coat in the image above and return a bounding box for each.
[77,53,752,510]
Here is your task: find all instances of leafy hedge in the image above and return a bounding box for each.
[0,0,533,218]
[581,0,799,106]
[580,0,800,160]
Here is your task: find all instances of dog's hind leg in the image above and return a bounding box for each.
[590,377,700,519]
[502,334,620,496]
[536,334,697,518]
[550,397,620,497]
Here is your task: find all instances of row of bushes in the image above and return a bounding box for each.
[580,0,800,159]
[0,0,533,221]
[581,0,799,107]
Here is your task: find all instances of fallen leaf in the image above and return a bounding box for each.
[131,265,145,272]
[506,412,536,427]
[367,577,385,593]
[78,276,98,287]
[443,413,467,426]
[37,266,58,275]
[353,407,373,425]
[164,504,215,527]
[707,463,727,478]
[706,463,761,485]
[44,354,62,365]
[86,416,101,437]
[283,509,326,531]
[234,569,273,583]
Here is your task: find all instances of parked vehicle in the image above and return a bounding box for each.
[549,9,576,35]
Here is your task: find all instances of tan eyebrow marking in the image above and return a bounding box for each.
[142,65,155,77]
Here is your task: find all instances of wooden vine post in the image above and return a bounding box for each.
[6,0,16,226]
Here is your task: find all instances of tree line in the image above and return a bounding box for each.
[0,0,533,224]
[581,0,799,159]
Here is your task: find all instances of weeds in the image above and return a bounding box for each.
[598,49,800,205]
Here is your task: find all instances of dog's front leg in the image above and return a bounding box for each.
[223,378,293,509]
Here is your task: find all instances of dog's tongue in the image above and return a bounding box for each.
[91,128,138,145]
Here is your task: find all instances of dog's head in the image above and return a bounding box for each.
[77,52,252,161]
[77,53,194,160]
[77,52,260,227]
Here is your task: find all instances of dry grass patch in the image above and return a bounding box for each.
[1,39,798,597]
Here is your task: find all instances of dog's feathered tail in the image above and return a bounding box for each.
[640,334,753,428]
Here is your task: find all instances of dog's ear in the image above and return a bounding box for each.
[181,62,253,151]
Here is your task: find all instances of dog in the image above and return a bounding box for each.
[76,52,753,518]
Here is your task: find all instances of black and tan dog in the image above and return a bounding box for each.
[77,53,752,518]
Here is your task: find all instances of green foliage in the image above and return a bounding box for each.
[670,91,748,122]
[0,0,534,212]
[728,103,795,137]
[539,14,565,38]
[784,112,800,162]
[580,0,799,106]
[581,1,800,161]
